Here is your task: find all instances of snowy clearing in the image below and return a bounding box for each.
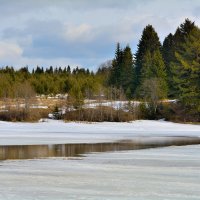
[83,100,140,110]
[83,99,177,110]
[0,120,200,145]
[0,145,199,200]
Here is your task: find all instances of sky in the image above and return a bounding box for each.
[0,0,199,71]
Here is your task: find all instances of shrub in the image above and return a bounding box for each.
[63,106,135,122]
[0,109,50,122]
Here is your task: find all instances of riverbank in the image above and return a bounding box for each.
[0,120,200,145]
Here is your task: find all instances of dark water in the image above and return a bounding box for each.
[0,137,200,160]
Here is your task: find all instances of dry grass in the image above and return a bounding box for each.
[0,108,50,122]
[64,107,135,122]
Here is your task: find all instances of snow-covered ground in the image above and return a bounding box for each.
[0,145,199,200]
[84,100,177,110]
[0,120,200,145]
[84,100,140,110]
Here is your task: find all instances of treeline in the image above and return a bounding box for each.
[106,19,200,120]
[0,18,199,122]
[0,65,105,100]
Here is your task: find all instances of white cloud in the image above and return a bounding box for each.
[63,23,94,43]
[0,41,23,60]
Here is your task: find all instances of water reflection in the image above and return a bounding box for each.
[0,137,200,160]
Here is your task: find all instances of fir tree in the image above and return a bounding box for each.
[162,33,176,97]
[135,25,161,89]
[162,19,196,97]
[179,18,195,38]
[67,65,71,74]
[109,43,135,98]
[140,49,167,99]
[109,43,123,87]
[120,45,135,94]
[172,26,200,114]
[135,25,166,98]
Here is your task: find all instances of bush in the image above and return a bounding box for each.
[63,106,135,122]
[138,102,160,120]
[157,102,200,123]
[0,109,50,122]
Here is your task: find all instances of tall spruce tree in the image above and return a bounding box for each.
[162,33,175,68]
[162,19,196,97]
[109,43,123,87]
[135,25,161,89]
[135,25,167,99]
[120,45,134,96]
[171,25,200,115]
[140,49,167,98]
[162,33,176,97]
[109,43,135,98]
[179,18,195,38]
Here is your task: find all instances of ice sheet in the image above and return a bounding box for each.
[0,145,199,200]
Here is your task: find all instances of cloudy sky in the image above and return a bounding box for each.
[0,0,199,70]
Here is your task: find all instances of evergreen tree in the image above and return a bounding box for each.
[108,43,135,98]
[63,67,67,74]
[162,33,175,68]
[135,25,161,89]
[120,45,134,94]
[162,33,176,97]
[140,49,167,99]
[109,43,123,87]
[135,25,166,98]
[58,67,62,74]
[173,19,195,55]
[162,19,196,97]
[179,18,195,38]
[172,26,200,114]
[35,66,44,74]
[67,65,71,74]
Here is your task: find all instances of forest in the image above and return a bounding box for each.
[0,19,199,122]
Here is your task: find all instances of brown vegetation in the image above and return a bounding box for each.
[0,108,50,122]
[158,102,200,123]
[63,106,136,122]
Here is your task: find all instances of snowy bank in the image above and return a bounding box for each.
[0,120,200,145]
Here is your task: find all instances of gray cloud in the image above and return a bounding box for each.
[0,0,199,69]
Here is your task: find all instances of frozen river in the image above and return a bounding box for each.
[0,120,200,199]
[0,145,200,200]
